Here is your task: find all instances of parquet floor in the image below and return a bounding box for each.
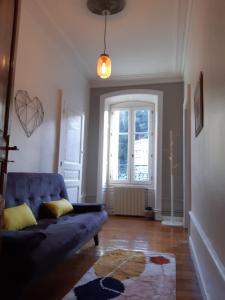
[26,216,202,300]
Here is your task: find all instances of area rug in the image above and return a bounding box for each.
[63,249,176,300]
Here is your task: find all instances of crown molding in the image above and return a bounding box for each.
[27,0,192,83]
[89,73,183,88]
[175,0,193,75]
[181,0,194,74]
[175,0,188,74]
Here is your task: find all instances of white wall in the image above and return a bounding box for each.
[184,0,225,298]
[8,0,89,196]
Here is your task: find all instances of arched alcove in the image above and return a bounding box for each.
[97,89,163,220]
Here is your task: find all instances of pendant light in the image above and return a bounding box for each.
[87,0,126,79]
[97,10,111,79]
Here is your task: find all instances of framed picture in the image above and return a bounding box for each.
[194,72,204,137]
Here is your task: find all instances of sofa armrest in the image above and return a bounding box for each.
[73,203,104,213]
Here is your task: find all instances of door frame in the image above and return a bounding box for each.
[183,84,192,229]
[0,0,20,194]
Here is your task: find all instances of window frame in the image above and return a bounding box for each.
[108,101,155,187]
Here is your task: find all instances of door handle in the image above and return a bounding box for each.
[0,146,19,162]
[0,135,19,172]
[0,146,19,151]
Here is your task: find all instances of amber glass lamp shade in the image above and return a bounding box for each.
[97,54,111,79]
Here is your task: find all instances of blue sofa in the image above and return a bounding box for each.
[0,172,108,299]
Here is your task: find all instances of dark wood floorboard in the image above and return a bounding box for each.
[25,216,202,300]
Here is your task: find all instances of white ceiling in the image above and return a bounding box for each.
[37,0,189,85]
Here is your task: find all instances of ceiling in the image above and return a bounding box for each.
[37,0,190,86]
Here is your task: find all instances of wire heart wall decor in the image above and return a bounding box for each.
[15,90,44,137]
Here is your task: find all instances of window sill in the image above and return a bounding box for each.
[104,183,154,190]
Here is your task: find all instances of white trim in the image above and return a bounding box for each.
[183,84,192,228]
[161,215,183,223]
[189,211,225,281]
[182,0,194,74]
[175,0,190,74]
[80,193,86,200]
[107,184,153,189]
[189,236,209,300]
[154,210,162,221]
[90,75,183,88]
[57,90,64,173]
[97,89,163,219]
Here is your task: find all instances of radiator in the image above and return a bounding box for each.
[112,187,148,216]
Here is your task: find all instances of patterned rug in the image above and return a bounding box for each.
[63,249,176,300]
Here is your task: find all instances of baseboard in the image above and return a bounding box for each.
[189,211,225,300]
[189,212,225,280]
[161,215,183,223]
[80,194,86,200]
[154,210,162,221]
[189,236,209,300]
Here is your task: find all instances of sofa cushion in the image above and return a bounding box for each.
[3,203,37,230]
[42,199,74,218]
[24,211,107,270]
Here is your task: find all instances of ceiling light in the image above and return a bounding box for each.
[87,0,126,79]
[97,10,111,79]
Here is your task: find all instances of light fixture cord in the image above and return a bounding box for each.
[103,11,108,54]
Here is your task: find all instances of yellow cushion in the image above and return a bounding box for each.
[43,199,74,218]
[3,203,37,231]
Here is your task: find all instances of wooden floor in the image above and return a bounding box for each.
[26,216,202,300]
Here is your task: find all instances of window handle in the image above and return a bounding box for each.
[131,154,134,158]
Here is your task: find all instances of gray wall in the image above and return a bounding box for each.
[184,0,225,298]
[86,82,184,216]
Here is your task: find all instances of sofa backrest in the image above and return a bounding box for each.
[5,173,69,218]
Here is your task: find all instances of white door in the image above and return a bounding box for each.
[58,97,84,203]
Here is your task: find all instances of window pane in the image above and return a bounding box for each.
[135,110,148,132]
[119,111,128,133]
[110,107,153,184]
[118,134,128,180]
[134,133,149,181]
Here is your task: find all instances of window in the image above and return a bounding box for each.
[109,102,155,185]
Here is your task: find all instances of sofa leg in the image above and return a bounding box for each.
[94,234,99,246]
